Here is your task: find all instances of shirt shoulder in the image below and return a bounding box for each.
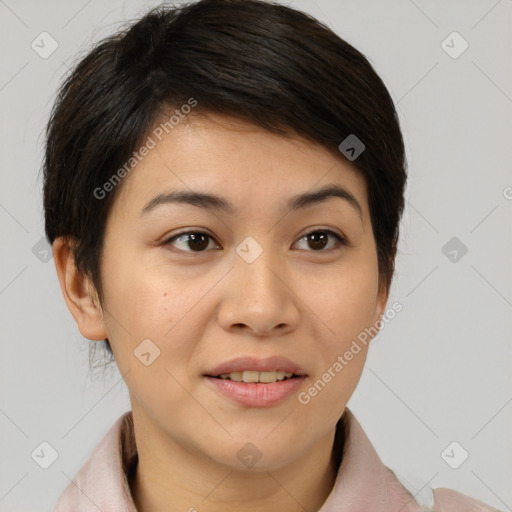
[431,487,503,512]
[53,411,138,511]
[322,408,501,512]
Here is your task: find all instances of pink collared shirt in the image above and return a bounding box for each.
[54,409,500,511]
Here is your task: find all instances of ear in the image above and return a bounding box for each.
[372,279,390,332]
[52,236,108,341]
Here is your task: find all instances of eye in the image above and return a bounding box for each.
[164,231,220,253]
[294,229,347,252]
[163,228,347,254]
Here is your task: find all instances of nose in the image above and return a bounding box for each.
[217,247,300,337]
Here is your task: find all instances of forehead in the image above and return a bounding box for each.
[109,112,369,220]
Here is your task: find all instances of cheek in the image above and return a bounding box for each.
[299,251,379,408]
[310,259,380,342]
[104,250,191,333]
[298,268,375,422]
[101,266,189,373]
[103,259,224,399]
[105,274,200,418]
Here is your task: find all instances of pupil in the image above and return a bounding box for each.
[188,233,209,251]
[308,231,327,250]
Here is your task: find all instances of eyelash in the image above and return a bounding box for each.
[163,228,348,254]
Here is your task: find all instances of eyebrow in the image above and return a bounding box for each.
[139,183,363,220]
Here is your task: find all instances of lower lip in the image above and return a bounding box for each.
[204,375,307,407]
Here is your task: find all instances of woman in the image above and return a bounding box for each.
[44,0,499,510]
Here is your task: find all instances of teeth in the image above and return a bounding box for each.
[218,370,294,383]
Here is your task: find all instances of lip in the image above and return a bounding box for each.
[204,375,308,407]
[204,355,308,377]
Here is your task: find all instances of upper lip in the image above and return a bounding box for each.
[204,356,308,377]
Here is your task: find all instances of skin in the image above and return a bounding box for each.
[53,112,389,512]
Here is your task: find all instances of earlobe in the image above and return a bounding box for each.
[52,236,108,341]
[373,283,390,331]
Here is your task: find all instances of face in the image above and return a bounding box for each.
[62,112,388,471]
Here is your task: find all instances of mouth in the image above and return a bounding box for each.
[203,373,308,407]
[207,370,302,383]
[203,355,308,406]
[204,355,308,381]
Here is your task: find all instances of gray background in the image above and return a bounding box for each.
[1,0,511,510]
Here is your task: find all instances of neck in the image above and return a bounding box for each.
[129,415,345,512]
